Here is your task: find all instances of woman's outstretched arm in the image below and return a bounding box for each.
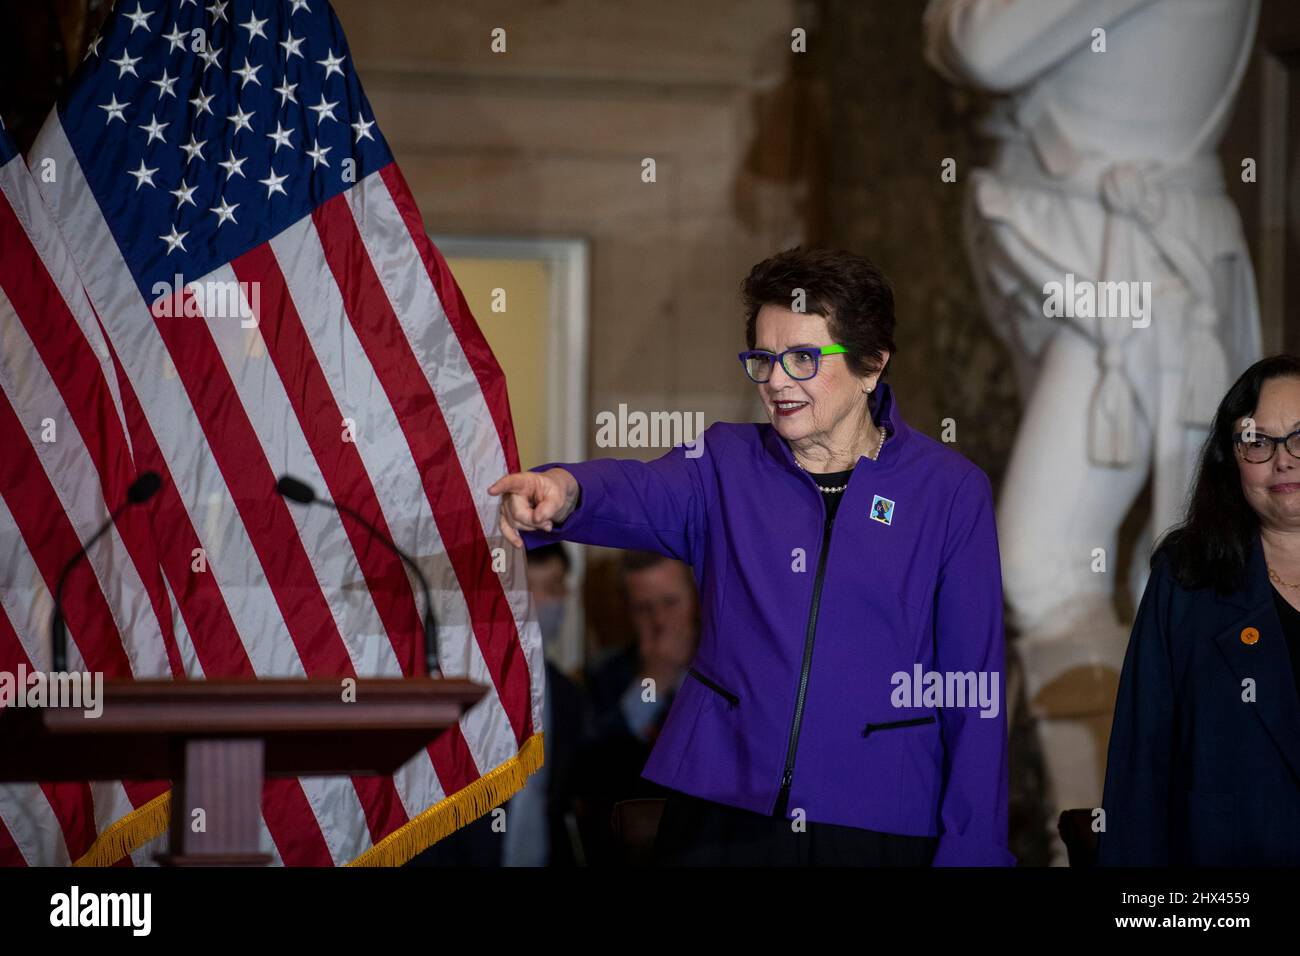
[489,425,713,566]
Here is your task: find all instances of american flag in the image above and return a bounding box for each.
[0,0,544,866]
[0,119,177,865]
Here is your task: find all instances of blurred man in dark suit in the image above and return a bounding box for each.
[574,550,699,864]
[408,542,585,866]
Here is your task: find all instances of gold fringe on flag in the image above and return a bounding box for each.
[68,732,544,867]
[347,731,545,867]
[73,790,171,867]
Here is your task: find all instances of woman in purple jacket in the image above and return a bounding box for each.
[489,247,1015,866]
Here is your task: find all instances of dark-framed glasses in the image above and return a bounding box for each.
[738,344,848,383]
[1233,427,1300,464]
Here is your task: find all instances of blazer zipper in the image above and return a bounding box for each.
[687,666,739,708]
[773,502,834,819]
[862,715,935,737]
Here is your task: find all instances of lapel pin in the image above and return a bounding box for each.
[870,494,894,525]
[1241,626,1259,646]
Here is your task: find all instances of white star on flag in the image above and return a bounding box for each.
[228,105,255,135]
[158,224,189,253]
[275,78,299,106]
[179,134,207,163]
[162,24,186,52]
[169,179,198,208]
[317,50,346,80]
[210,197,239,226]
[110,51,142,78]
[190,90,215,116]
[267,122,295,152]
[280,33,305,60]
[125,2,153,33]
[128,159,158,190]
[217,149,247,178]
[100,94,129,124]
[306,141,331,168]
[239,12,269,41]
[258,168,289,198]
[139,115,168,144]
[151,69,179,99]
[309,94,338,123]
[233,57,262,87]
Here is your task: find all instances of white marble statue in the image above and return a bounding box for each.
[923,0,1262,863]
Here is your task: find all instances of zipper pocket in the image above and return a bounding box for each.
[862,715,936,737]
[687,666,739,709]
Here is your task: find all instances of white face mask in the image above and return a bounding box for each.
[535,598,565,646]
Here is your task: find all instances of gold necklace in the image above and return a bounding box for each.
[1268,567,1300,591]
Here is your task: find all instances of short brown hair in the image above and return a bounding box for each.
[741,246,897,378]
[619,550,693,593]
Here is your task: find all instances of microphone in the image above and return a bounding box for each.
[275,475,440,677]
[127,471,162,504]
[275,475,316,505]
[51,471,163,672]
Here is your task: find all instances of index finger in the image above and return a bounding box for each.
[487,472,528,497]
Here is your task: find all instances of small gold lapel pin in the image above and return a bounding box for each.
[1241,626,1260,646]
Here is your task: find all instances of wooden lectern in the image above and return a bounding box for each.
[0,677,487,865]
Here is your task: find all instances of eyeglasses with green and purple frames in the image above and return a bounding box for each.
[738,344,848,383]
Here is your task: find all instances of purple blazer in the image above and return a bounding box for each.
[521,383,1015,865]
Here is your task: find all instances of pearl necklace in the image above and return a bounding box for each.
[794,425,887,493]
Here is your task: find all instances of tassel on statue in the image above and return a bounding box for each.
[1088,346,1136,467]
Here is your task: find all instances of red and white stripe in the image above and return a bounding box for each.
[0,148,176,865]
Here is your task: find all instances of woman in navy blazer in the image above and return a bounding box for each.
[1100,354,1300,865]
